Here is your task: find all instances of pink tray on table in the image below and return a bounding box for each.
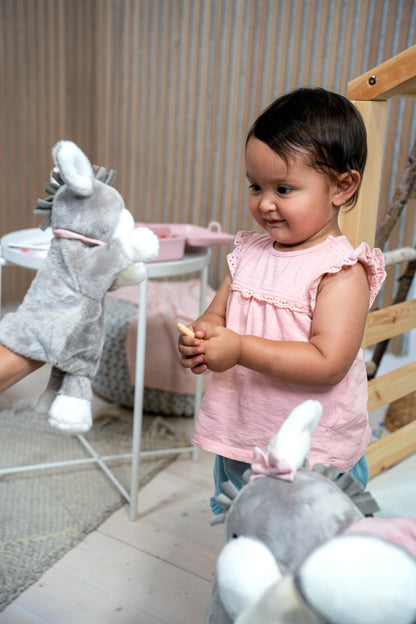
[135,221,234,262]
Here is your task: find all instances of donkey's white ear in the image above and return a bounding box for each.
[52,140,94,197]
[268,400,322,470]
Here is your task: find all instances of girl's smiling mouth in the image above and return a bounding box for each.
[264,218,285,226]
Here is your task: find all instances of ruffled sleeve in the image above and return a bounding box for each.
[326,242,386,307]
[227,230,258,278]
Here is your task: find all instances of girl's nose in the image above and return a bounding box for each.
[260,194,277,213]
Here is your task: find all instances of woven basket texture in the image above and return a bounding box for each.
[384,391,416,432]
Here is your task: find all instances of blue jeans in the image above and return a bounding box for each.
[347,453,369,488]
[210,453,369,515]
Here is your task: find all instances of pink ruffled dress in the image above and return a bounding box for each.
[192,232,386,471]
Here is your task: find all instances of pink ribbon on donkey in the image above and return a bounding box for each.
[250,447,296,482]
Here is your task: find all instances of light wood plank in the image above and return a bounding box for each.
[348,44,416,100]
[363,300,416,347]
[0,531,212,624]
[0,449,221,624]
[367,420,416,479]
[367,361,416,412]
[100,453,223,581]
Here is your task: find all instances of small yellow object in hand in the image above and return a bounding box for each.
[177,322,195,339]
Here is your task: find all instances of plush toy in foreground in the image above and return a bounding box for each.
[207,400,416,624]
[219,533,416,624]
[0,140,159,434]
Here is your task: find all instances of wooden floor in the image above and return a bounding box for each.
[0,447,224,624]
[0,367,224,624]
[1,362,415,623]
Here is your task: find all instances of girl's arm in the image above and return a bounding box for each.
[200,263,370,386]
[0,344,44,392]
[194,271,232,331]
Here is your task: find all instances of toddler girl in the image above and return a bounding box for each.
[178,87,386,514]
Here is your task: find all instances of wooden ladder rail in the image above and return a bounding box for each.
[338,44,416,479]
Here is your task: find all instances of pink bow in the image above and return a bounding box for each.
[250,447,295,482]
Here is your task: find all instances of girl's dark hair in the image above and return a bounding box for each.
[246,87,367,209]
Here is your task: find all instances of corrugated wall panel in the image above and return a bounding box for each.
[1,0,416,310]
[1,0,68,302]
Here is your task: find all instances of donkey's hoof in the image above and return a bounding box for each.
[48,395,92,434]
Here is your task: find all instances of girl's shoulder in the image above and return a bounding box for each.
[228,230,271,276]
[233,230,269,247]
[324,236,386,307]
[233,230,275,256]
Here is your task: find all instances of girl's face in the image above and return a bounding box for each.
[246,137,344,251]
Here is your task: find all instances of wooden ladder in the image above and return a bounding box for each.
[339,44,416,478]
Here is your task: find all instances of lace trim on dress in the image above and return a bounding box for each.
[227,231,257,277]
[310,242,386,309]
[230,283,310,314]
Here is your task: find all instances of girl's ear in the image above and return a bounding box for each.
[332,170,360,207]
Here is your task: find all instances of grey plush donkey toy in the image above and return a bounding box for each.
[205,400,382,624]
[217,533,416,624]
[0,140,159,434]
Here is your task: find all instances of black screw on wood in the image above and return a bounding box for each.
[368,75,377,86]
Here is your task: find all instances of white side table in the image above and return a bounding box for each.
[0,228,212,520]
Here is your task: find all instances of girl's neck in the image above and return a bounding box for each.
[272,224,342,252]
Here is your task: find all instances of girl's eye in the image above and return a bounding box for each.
[248,183,261,192]
[277,186,291,195]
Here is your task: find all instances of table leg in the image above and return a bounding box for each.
[0,255,4,318]
[129,276,148,521]
[192,260,209,461]
[128,250,211,519]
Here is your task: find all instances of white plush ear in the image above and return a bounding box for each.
[217,537,282,620]
[52,140,94,197]
[299,535,416,624]
[268,400,322,470]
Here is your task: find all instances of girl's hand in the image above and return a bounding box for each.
[202,326,242,372]
[177,322,209,375]
[177,271,232,375]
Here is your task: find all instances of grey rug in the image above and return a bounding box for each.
[0,399,188,611]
